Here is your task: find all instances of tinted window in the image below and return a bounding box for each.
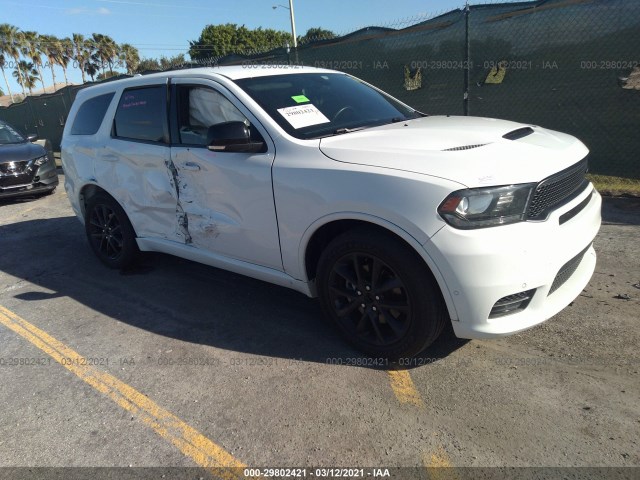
[71,93,115,135]
[113,86,167,142]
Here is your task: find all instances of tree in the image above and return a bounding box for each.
[189,23,291,60]
[20,31,46,92]
[159,54,185,71]
[299,27,336,44]
[119,43,140,75]
[96,71,120,81]
[135,57,161,73]
[85,62,99,82]
[39,34,60,91]
[132,54,186,74]
[13,60,38,95]
[92,33,118,76]
[0,24,26,96]
[0,53,13,102]
[77,37,100,82]
[58,37,74,85]
[83,38,100,82]
[72,33,87,83]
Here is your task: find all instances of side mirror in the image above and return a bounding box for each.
[27,133,38,142]
[207,121,265,153]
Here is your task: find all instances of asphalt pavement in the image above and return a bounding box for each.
[0,174,638,479]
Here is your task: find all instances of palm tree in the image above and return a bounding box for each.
[119,43,140,75]
[92,33,118,76]
[40,34,60,91]
[58,37,74,85]
[104,36,119,74]
[13,60,38,95]
[0,23,26,96]
[20,31,46,92]
[72,33,87,83]
[0,53,14,102]
[84,38,99,82]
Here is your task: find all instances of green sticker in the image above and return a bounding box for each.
[291,95,310,103]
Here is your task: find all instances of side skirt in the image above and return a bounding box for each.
[136,237,313,297]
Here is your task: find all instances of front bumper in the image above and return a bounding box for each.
[0,163,58,199]
[426,184,602,339]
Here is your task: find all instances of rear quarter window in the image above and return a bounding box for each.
[70,93,115,135]
[113,86,167,143]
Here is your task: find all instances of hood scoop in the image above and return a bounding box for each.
[443,143,488,152]
[503,127,534,140]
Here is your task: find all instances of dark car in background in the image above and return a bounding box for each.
[0,120,58,199]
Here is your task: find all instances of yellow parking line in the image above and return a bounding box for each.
[387,370,425,408]
[422,447,458,480]
[0,305,245,478]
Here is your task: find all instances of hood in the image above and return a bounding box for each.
[0,142,46,163]
[319,116,589,188]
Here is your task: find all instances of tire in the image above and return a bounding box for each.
[317,228,447,359]
[85,193,139,269]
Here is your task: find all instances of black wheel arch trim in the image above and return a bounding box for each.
[299,213,458,322]
[79,183,139,237]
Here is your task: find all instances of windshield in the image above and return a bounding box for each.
[234,73,422,139]
[0,122,27,145]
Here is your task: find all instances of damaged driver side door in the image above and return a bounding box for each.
[168,79,282,270]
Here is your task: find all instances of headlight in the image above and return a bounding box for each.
[33,155,48,166]
[438,184,535,229]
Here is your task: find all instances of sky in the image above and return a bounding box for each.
[0,0,465,95]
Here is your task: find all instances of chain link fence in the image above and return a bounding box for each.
[220,0,640,189]
[1,0,638,190]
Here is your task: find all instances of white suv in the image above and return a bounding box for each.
[61,66,601,358]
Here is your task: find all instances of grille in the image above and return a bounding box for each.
[548,243,591,296]
[489,289,536,318]
[0,160,29,174]
[0,173,34,188]
[527,159,589,220]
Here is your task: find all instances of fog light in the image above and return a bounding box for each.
[489,289,536,318]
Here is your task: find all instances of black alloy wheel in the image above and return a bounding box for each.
[88,203,124,261]
[317,228,447,359]
[85,193,138,269]
[327,252,411,346]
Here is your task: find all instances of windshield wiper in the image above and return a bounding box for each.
[333,126,369,135]
[331,114,423,136]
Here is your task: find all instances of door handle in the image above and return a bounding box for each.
[181,162,201,171]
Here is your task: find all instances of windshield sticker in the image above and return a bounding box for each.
[291,95,310,103]
[277,104,330,129]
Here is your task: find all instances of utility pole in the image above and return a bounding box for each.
[273,2,298,49]
[289,0,298,49]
